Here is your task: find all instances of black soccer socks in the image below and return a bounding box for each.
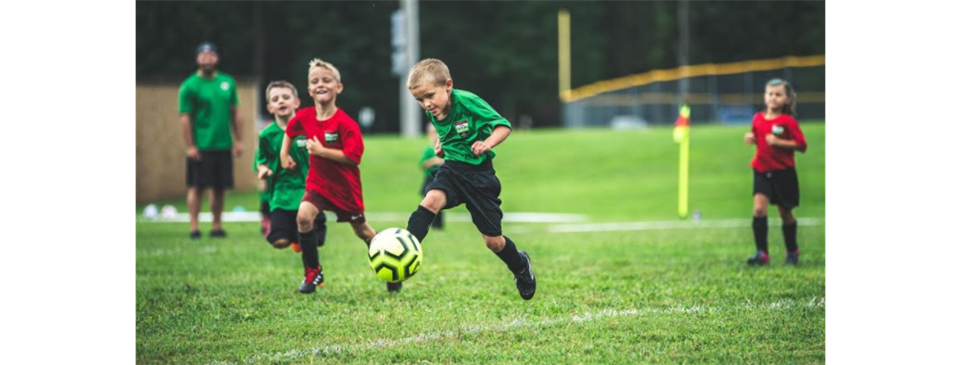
[495,236,526,274]
[783,221,799,252]
[407,205,436,243]
[752,216,769,254]
[299,229,319,268]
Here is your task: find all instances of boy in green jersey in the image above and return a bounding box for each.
[403,59,536,300]
[254,81,325,253]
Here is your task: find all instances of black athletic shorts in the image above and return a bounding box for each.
[426,159,503,236]
[753,168,800,209]
[186,150,234,189]
[267,209,326,244]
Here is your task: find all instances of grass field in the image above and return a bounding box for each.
[136,123,825,364]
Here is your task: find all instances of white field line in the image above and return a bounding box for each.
[209,297,824,365]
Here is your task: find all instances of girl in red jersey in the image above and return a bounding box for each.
[744,79,808,266]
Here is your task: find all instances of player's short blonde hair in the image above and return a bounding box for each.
[407,58,451,89]
[308,58,341,83]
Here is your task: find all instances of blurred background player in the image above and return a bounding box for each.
[419,123,445,230]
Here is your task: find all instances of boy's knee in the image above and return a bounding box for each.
[422,191,445,213]
[484,236,506,252]
[296,213,314,230]
[271,239,291,249]
[753,207,767,217]
[779,208,796,223]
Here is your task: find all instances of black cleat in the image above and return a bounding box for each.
[209,229,227,238]
[189,230,201,240]
[515,251,536,300]
[785,249,800,266]
[387,281,402,293]
[747,251,770,266]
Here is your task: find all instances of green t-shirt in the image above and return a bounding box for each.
[178,72,239,151]
[429,89,512,165]
[253,121,310,211]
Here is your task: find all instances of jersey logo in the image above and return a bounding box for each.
[220,81,230,91]
[324,131,339,145]
[295,138,308,148]
[455,120,469,137]
[771,125,784,136]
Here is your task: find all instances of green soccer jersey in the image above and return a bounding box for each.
[429,89,512,165]
[253,121,310,211]
[178,72,239,151]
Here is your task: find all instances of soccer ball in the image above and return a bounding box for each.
[368,228,422,283]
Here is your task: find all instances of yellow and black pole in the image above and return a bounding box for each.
[673,104,691,219]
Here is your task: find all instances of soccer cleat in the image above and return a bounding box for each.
[387,281,402,293]
[210,229,227,238]
[514,251,536,300]
[747,251,770,266]
[299,266,324,294]
[290,242,301,253]
[785,249,800,265]
[189,230,201,240]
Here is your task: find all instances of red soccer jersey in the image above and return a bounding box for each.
[286,107,365,213]
[750,112,808,173]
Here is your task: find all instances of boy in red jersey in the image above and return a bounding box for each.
[279,59,378,293]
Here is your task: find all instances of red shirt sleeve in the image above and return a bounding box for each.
[285,111,305,138]
[339,117,364,165]
[786,116,807,153]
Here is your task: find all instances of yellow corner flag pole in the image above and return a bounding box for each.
[673,104,691,219]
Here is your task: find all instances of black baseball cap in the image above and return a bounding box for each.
[196,42,218,55]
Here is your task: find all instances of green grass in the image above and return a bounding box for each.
[137,123,825,364]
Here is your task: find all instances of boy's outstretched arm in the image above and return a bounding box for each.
[472,125,511,156]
